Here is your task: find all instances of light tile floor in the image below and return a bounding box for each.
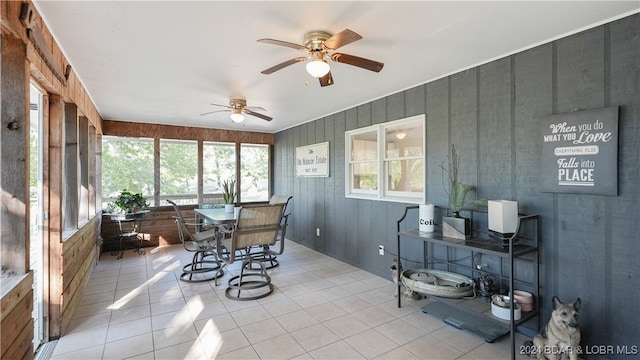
[48,241,531,359]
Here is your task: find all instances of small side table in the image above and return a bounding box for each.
[106,210,149,259]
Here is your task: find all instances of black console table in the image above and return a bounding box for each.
[396,205,540,360]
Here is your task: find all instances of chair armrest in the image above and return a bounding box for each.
[267,213,290,256]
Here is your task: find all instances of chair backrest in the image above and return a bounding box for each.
[232,203,285,251]
[269,195,292,228]
[269,195,292,211]
[167,199,197,247]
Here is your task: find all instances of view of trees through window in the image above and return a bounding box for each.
[102,137,269,207]
[160,139,198,204]
[102,137,154,205]
[203,141,236,198]
[240,144,269,202]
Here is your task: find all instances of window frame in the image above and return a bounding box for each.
[101,137,272,208]
[345,114,426,204]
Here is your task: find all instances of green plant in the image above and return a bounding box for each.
[222,179,236,204]
[106,190,149,214]
[440,145,482,215]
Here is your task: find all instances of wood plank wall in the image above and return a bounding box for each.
[100,207,188,252]
[0,273,34,360]
[60,216,100,334]
[1,2,105,354]
[1,1,102,131]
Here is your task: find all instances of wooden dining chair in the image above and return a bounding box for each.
[216,203,286,300]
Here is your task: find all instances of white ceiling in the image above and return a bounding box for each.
[33,1,639,134]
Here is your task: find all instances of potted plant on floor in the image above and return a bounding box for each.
[222,179,236,212]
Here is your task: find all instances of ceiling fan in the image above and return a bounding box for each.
[258,29,384,87]
[200,99,272,123]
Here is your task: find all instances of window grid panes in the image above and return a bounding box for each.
[160,139,198,205]
[345,114,425,203]
[102,138,272,208]
[240,144,269,202]
[349,130,378,193]
[203,141,236,204]
[102,136,154,206]
[383,118,424,196]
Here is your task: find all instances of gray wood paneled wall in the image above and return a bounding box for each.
[274,14,639,354]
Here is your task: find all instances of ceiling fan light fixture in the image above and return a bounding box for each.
[395,131,406,140]
[306,53,330,78]
[230,109,244,123]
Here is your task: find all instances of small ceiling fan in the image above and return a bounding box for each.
[200,98,272,123]
[258,29,384,87]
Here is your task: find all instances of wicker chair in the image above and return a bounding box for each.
[167,200,224,284]
[216,203,286,300]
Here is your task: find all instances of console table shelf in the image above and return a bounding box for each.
[396,205,540,360]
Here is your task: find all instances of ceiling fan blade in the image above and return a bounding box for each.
[330,53,384,72]
[245,109,273,121]
[257,38,307,51]
[246,106,267,112]
[209,103,232,109]
[261,57,307,74]
[319,71,334,87]
[200,109,230,116]
[324,29,362,50]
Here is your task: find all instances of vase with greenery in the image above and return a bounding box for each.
[440,144,479,217]
[439,145,477,239]
[222,179,236,212]
[106,190,149,214]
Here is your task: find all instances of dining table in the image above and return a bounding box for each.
[193,207,237,232]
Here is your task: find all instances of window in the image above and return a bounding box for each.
[203,141,236,203]
[345,114,425,203]
[349,129,378,194]
[102,136,154,206]
[160,139,198,205]
[240,144,269,202]
[102,138,271,207]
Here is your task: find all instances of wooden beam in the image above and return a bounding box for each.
[46,94,64,338]
[19,2,69,84]
[102,120,274,145]
[1,34,29,275]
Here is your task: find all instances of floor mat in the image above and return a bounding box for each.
[421,301,509,343]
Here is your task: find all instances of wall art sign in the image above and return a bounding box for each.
[540,106,618,195]
[296,142,329,177]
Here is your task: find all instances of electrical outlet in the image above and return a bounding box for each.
[378,245,384,256]
[316,228,320,236]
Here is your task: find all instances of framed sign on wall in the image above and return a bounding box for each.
[540,106,618,196]
[296,142,329,177]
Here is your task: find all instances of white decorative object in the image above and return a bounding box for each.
[491,296,522,321]
[488,200,519,234]
[225,204,234,213]
[419,203,435,233]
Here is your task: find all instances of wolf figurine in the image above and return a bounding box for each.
[524,296,581,360]
[390,257,403,297]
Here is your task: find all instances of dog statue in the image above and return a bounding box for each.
[524,296,581,360]
[390,257,403,297]
[390,257,421,300]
